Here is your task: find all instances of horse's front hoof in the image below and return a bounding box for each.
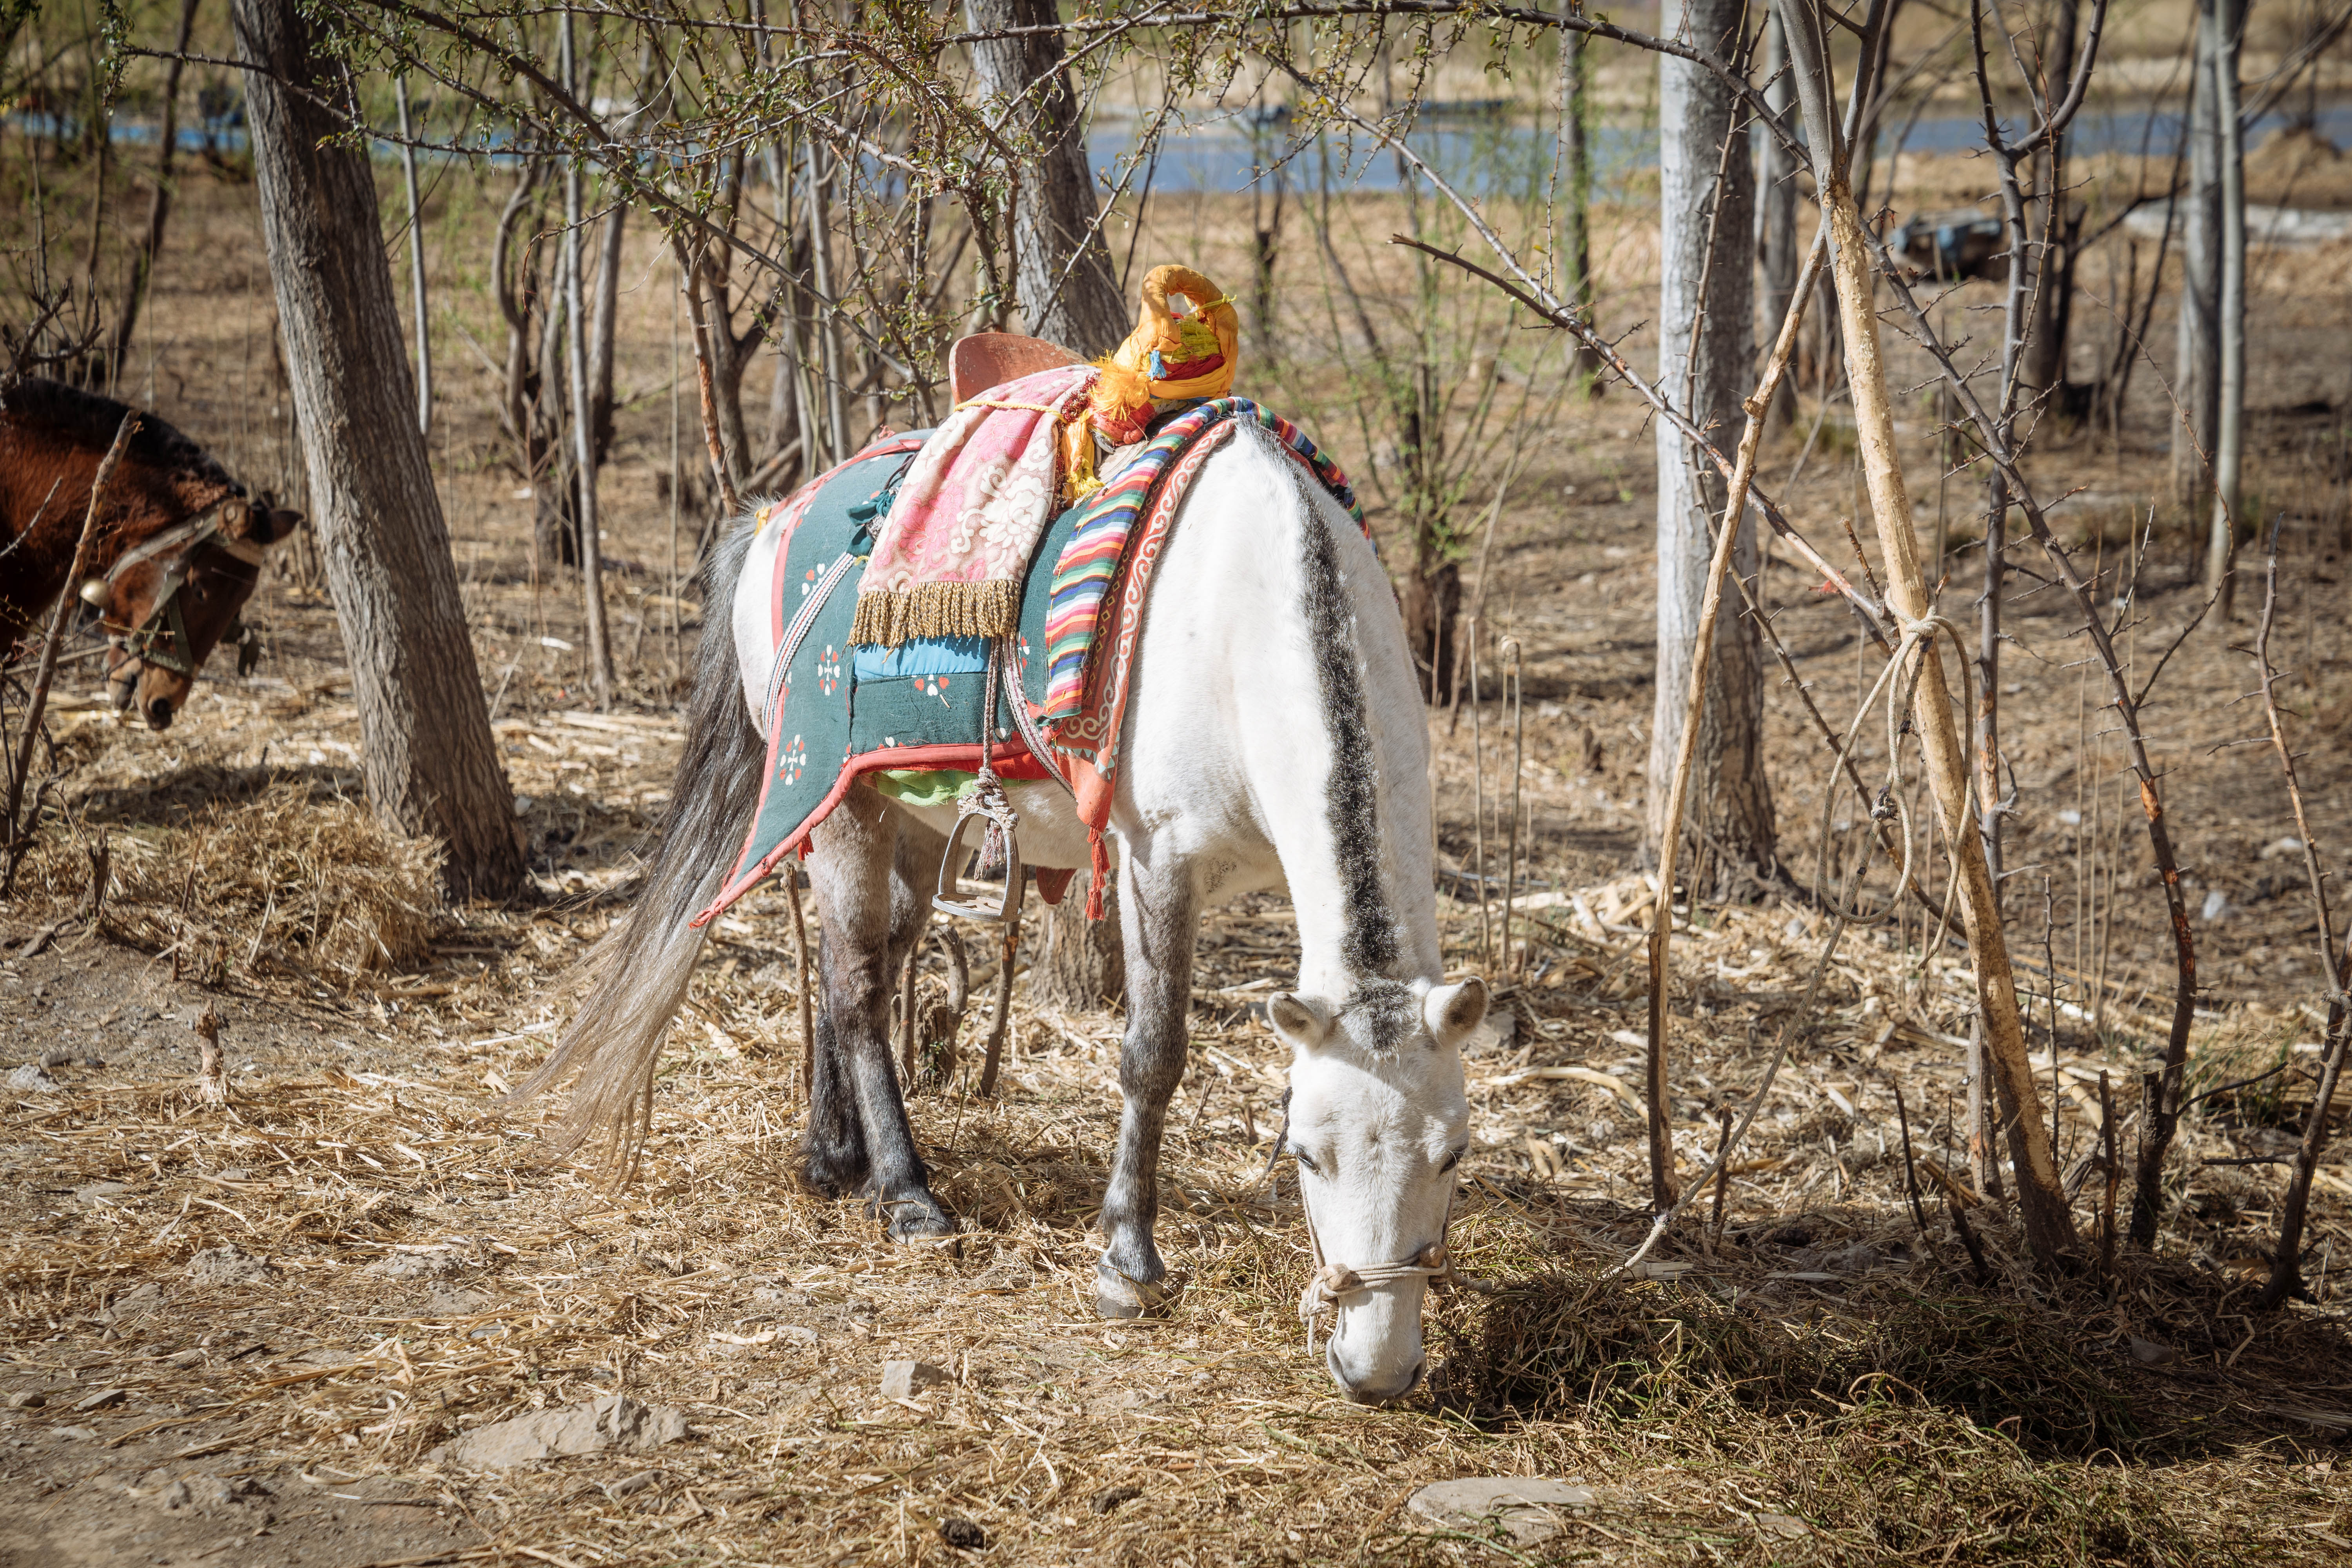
[880,1192,957,1242]
[1093,1260,1172,1319]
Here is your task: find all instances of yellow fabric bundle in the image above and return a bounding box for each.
[1111,265,1240,403]
[1048,265,1241,503]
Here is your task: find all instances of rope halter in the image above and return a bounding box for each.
[85,503,267,679]
[1266,1091,1485,1360]
[1298,1240,1460,1357]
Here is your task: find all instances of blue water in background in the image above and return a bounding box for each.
[18,100,2352,198]
[1087,101,2352,197]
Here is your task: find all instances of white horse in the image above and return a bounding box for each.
[519,421,1483,1404]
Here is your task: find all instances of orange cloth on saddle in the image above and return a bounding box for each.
[1065,264,1241,497]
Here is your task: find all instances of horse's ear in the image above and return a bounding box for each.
[223,497,305,546]
[1266,992,1333,1050]
[1422,978,1488,1048]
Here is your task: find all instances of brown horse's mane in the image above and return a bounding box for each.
[0,377,244,514]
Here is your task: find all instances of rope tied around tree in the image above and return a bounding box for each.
[1812,612,1977,928]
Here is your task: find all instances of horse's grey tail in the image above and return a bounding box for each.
[511,520,766,1187]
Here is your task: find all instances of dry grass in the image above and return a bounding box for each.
[2,805,2347,1563]
[19,775,443,984]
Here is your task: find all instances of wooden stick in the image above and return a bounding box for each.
[1642,232,1828,1210]
[2255,521,2352,1309]
[898,929,923,1088]
[1613,914,1846,1278]
[671,234,741,521]
[1893,1082,1933,1238]
[3,410,136,893]
[1775,0,2076,1266]
[1501,637,1523,977]
[976,906,1020,1098]
[787,869,814,1106]
[2099,1069,2121,1283]
[1468,621,1488,969]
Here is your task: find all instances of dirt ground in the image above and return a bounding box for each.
[5,132,2352,1566]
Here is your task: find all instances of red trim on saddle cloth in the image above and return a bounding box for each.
[691,738,1054,928]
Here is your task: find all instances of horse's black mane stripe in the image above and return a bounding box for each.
[1297,455,1399,982]
[1339,978,1421,1052]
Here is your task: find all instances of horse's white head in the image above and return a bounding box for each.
[1269,975,1484,1404]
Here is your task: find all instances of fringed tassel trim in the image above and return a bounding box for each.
[849,579,1022,647]
[1086,830,1110,921]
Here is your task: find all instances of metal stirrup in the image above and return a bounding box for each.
[932,637,1025,922]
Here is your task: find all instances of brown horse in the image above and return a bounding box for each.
[1,378,305,730]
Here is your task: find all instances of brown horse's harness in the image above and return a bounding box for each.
[89,504,264,678]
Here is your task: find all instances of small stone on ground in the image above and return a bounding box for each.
[1407,1477,1600,1548]
[430,1393,690,1470]
[879,1359,947,1400]
[187,1245,277,1285]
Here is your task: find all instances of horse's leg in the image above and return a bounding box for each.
[1094,848,1198,1317]
[802,787,955,1239]
[800,924,868,1196]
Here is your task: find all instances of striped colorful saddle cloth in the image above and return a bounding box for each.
[695,399,1363,928]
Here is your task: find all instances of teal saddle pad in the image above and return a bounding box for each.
[704,439,1083,919]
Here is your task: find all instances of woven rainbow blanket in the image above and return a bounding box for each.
[1039,399,1365,728]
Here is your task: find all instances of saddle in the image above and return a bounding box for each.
[693,330,1367,934]
[948,332,1080,402]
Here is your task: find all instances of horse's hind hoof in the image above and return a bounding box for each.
[1094,1261,1172,1319]
[880,1193,957,1243]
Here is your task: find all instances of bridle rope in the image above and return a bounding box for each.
[1298,1244,1458,1357]
[93,503,265,679]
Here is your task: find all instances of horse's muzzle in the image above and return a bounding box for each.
[1329,1347,1426,1406]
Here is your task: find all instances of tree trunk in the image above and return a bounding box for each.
[111,0,200,385]
[1773,0,2077,1271]
[804,141,849,463]
[2016,0,2082,415]
[561,12,613,709]
[964,0,1129,356]
[2205,0,2247,617]
[2173,4,2223,512]
[1032,871,1123,1011]
[1401,554,1461,704]
[587,192,627,468]
[394,74,432,437]
[1559,21,1602,388]
[1649,0,1775,897]
[1757,11,1800,434]
[235,0,524,901]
